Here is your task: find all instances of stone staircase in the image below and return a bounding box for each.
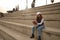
[0,2,60,40]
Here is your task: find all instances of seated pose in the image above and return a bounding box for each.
[30,12,45,40]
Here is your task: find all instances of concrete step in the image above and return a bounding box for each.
[0,19,60,30]
[45,21,60,29]
[21,10,60,15]
[42,27,60,40]
[0,29,16,40]
[0,25,34,40]
[0,19,33,25]
[20,14,60,21]
[23,6,60,13]
[0,20,32,36]
[2,13,60,21]
[0,31,4,40]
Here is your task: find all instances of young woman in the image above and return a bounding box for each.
[30,12,45,40]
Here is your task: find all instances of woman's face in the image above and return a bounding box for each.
[37,14,40,17]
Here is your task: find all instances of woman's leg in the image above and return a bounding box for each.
[30,26,35,38]
[32,27,35,34]
[37,25,45,40]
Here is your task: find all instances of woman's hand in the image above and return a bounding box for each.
[32,20,37,25]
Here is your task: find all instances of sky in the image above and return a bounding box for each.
[0,0,60,13]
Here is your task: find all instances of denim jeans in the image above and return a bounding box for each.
[32,25,45,37]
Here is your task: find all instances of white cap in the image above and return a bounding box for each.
[36,12,41,15]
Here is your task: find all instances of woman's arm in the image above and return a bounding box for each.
[37,18,44,25]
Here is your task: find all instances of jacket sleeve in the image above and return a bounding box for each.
[37,18,44,25]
